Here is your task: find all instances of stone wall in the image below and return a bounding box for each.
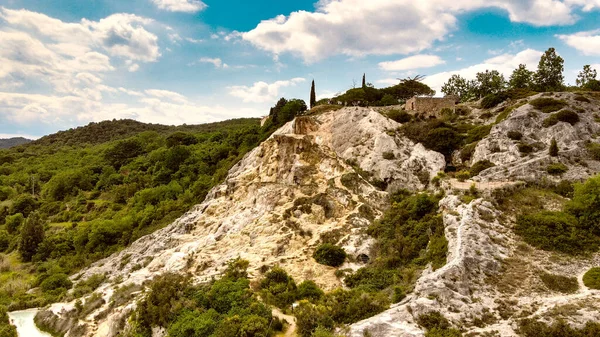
[406,96,455,118]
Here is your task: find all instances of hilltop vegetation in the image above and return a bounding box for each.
[0,102,307,310]
[0,137,31,149]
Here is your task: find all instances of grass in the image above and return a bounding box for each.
[308,105,343,115]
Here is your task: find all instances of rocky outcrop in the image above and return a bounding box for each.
[47,107,444,337]
[471,92,600,182]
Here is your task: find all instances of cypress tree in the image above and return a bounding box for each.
[549,138,559,157]
[362,73,366,88]
[310,80,316,109]
[19,212,44,262]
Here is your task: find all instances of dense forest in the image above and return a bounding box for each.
[0,99,306,312]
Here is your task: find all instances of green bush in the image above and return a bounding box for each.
[542,114,559,127]
[465,125,492,144]
[382,151,395,160]
[518,319,600,337]
[515,211,598,255]
[481,93,508,109]
[40,273,72,292]
[0,305,17,337]
[556,109,580,124]
[470,160,495,177]
[518,143,534,154]
[587,143,600,160]
[297,280,324,302]
[547,163,568,175]
[539,272,578,293]
[459,143,477,162]
[313,244,347,267]
[456,171,470,182]
[583,268,600,290]
[387,109,412,123]
[507,130,523,140]
[417,311,450,330]
[530,97,568,113]
[574,95,590,103]
[259,267,298,309]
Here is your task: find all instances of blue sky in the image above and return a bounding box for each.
[1,0,599,138]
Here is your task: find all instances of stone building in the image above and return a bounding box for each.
[405,96,456,118]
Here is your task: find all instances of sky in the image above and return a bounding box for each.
[1,0,599,138]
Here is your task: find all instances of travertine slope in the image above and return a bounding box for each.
[42,107,445,337]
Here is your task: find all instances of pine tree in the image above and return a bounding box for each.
[549,138,559,157]
[19,212,44,262]
[362,73,366,88]
[534,48,564,92]
[576,65,597,88]
[509,64,534,89]
[310,80,316,109]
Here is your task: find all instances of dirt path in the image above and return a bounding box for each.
[272,308,297,337]
[447,178,521,190]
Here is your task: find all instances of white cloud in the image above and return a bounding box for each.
[379,55,445,71]
[242,0,582,62]
[151,0,207,13]
[557,30,600,56]
[128,63,140,72]
[1,8,160,64]
[228,78,305,103]
[0,133,40,140]
[198,57,229,69]
[145,89,188,104]
[118,87,144,97]
[185,37,204,43]
[422,49,543,95]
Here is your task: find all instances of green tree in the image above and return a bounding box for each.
[5,213,24,234]
[310,80,317,109]
[534,48,564,91]
[549,138,559,157]
[509,64,534,89]
[576,65,598,88]
[441,75,476,102]
[18,212,45,262]
[475,70,506,97]
[104,138,144,168]
[362,73,366,88]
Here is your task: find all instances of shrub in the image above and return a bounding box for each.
[470,160,495,177]
[529,97,568,113]
[459,143,477,162]
[539,272,578,293]
[587,143,600,160]
[542,114,559,127]
[465,125,492,144]
[297,280,324,302]
[555,109,579,125]
[549,138,559,157]
[387,109,412,123]
[583,268,600,290]
[259,267,298,308]
[382,151,395,160]
[481,93,508,109]
[313,244,347,267]
[518,319,600,337]
[554,180,574,198]
[547,163,568,175]
[417,311,450,330]
[515,211,598,255]
[40,273,73,292]
[507,130,523,140]
[518,143,534,154]
[456,171,470,182]
[574,95,590,103]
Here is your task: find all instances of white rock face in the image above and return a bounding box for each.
[348,194,600,336]
[471,92,600,182]
[48,107,444,337]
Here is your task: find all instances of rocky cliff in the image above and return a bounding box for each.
[39,95,600,337]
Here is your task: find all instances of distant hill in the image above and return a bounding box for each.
[0,137,32,149]
[28,118,261,147]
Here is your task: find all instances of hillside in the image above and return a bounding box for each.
[22,91,600,337]
[0,115,292,315]
[0,138,31,149]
